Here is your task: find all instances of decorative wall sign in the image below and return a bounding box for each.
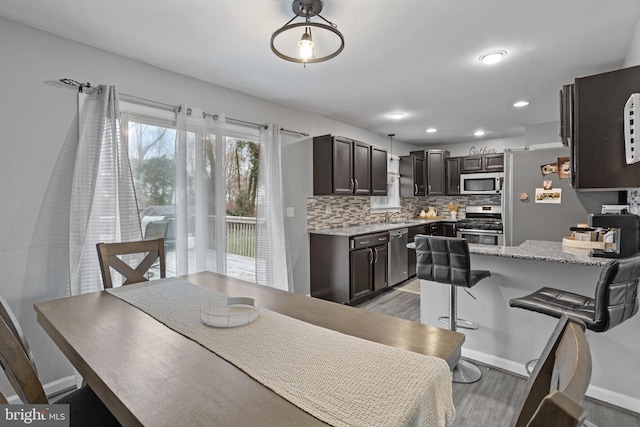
[468,146,498,155]
[535,188,562,204]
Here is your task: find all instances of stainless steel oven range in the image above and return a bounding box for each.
[456,205,504,246]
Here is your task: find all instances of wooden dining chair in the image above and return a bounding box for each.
[96,238,166,289]
[511,315,592,427]
[0,316,121,426]
[0,297,37,374]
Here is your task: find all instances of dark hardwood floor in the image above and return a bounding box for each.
[355,279,640,427]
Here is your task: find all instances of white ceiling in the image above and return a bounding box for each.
[1,0,639,145]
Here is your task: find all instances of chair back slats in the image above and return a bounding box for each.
[0,297,37,374]
[96,238,166,289]
[513,315,591,427]
[0,317,48,404]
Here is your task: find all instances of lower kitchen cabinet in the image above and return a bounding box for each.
[310,232,389,304]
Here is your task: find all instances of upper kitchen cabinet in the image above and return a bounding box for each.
[313,135,387,196]
[370,145,388,196]
[561,65,640,190]
[399,152,425,196]
[445,157,461,195]
[460,153,504,173]
[426,149,449,195]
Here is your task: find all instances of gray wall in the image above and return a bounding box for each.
[0,17,421,392]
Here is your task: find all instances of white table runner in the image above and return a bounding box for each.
[107,278,455,427]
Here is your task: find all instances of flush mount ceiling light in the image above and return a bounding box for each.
[271,0,345,67]
[513,100,530,108]
[474,130,486,137]
[426,128,438,133]
[388,112,406,119]
[479,50,507,65]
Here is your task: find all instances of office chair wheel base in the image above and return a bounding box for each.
[438,316,479,330]
[452,359,482,384]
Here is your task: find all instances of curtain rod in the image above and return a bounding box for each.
[59,79,310,138]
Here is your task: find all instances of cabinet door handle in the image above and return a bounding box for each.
[350,179,354,192]
[414,184,418,194]
[373,247,379,264]
[354,179,359,193]
[369,248,374,265]
[428,184,432,193]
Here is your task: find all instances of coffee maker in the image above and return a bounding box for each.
[588,213,640,258]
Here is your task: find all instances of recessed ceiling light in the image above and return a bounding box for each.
[513,100,530,108]
[426,128,437,133]
[474,130,486,137]
[388,112,406,119]
[479,50,507,65]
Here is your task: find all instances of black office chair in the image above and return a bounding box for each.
[510,254,640,332]
[415,235,491,383]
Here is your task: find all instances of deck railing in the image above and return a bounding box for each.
[206,216,257,258]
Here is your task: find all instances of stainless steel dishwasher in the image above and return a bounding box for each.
[388,228,409,286]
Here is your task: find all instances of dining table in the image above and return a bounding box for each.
[34,272,465,426]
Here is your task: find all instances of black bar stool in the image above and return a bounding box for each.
[510,254,640,372]
[415,235,491,383]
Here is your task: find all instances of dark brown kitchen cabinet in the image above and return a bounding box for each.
[445,157,461,195]
[561,65,640,189]
[370,145,388,196]
[313,135,372,195]
[351,243,387,295]
[407,225,427,278]
[310,231,388,305]
[461,154,504,173]
[399,154,425,196]
[426,150,449,195]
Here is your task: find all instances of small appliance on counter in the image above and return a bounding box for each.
[588,213,640,258]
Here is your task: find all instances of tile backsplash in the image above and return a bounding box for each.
[307,195,501,230]
[628,189,640,215]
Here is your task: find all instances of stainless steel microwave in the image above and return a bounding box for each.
[460,172,504,195]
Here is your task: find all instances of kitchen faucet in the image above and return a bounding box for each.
[385,211,400,223]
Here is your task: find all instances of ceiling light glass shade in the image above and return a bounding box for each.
[388,113,406,119]
[479,50,507,65]
[271,0,345,67]
[474,130,486,137]
[426,128,437,133]
[513,100,530,107]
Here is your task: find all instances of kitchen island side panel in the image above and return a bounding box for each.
[419,254,640,412]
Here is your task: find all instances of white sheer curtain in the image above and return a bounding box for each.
[256,124,292,291]
[68,86,141,295]
[174,106,226,275]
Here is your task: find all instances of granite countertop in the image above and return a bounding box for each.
[309,218,454,237]
[407,239,612,266]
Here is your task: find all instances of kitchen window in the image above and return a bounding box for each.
[371,154,400,212]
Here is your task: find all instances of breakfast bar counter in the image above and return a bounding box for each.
[419,240,640,412]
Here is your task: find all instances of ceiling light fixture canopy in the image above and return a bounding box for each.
[271,0,345,67]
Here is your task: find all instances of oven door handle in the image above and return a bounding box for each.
[458,229,503,235]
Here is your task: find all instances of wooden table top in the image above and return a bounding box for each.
[34,272,464,426]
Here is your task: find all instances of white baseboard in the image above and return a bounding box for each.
[6,375,77,404]
[461,348,640,414]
